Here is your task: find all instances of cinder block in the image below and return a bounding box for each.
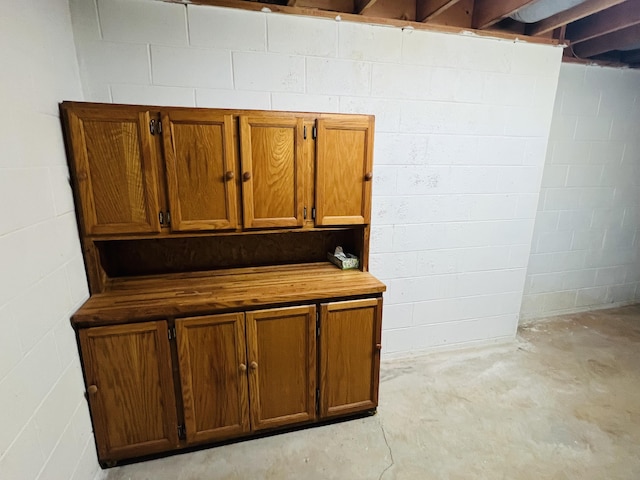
[504,105,554,137]
[541,165,568,187]
[387,274,455,304]
[565,165,603,187]
[527,272,564,294]
[374,133,428,165]
[371,165,398,196]
[98,0,187,45]
[307,58,371,96]
[536,230,573,253]
[571,229,605,250]
[551,140,592,165]
[339,97,400,132]
[268,14,336,57]
[371,63,433,100]
[541,291,577,312]
[414,315,516,350]
[395,165,449,195]
[557,210,592,231]
[482,73,536,107]
[78,41,150,85]
[0,168,55,237]
[39,422,81,480]
[561,87,600,116]
[0,306,21,380]
[369,251,418,280]
[562,270,596,289]
[382,304,414,330]
[543,187,581,210]
[520,293,545,318]
[188,5,266,52]
[196,89,271,110]
[49,166,75,216]
[369,225,394,253]
[271,93,338,113]
[111,84,195,107]
[12,268,71,354]
[574,116,612,141]
[425,135,478,165]
[0,421,44,480]
[338,22,401,63]
[381,327,415,354]
[608,283,637,303]
[35,366,83,458]
[152,46,232,89]
[54,317,81,369]
[455,269,526,297]
[511,42,562,77]
[233,52,305,93]
[68,0,102,42]
[575,285,610,307]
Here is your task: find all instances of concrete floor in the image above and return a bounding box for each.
[106,304,640,480]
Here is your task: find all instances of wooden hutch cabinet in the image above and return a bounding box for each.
[61,102,385,467]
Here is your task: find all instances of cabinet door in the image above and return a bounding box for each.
[246,305,316,430]
[175,313,250,444]
[315,117,374,226]
[79,321,178,462]
[65,106,162,235]
[319,298,382,418]
[240,116,305,229]
[162,111,239,231]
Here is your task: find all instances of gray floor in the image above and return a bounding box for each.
[106,304,640,480]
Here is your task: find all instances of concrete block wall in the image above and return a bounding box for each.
[521,63,640,320]
[0,1,103,480]
[69,0,563,355]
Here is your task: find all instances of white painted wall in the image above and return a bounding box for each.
[521,63,640,320]
[0,1,103,480]
[68,0,563,356]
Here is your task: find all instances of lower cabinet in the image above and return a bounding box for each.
[78,298,382,465]
[79,321,179,463]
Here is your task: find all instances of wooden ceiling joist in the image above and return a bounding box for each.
[471,0,538,29]
[416,0,461,22]
[573,22,640,57]
[566,0,640,44]
[355,0,379,13]
[526,0,628,36]
[621,49,640,64]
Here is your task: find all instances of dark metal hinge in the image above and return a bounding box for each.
[315,388,320,413]
[166,211,171,226]
[157,119,162,134]
[168,326,176,341]
[316,311,320,338]
[178,424,186,440]
[304,126,307,140]
[311,207,316,220]
[150,119,162,135]
[159,211,164,225]
[312,126,317,139]
[304,207,307,219]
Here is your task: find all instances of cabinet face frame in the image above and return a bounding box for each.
[239,116,305,229]
[162,111,239,232]
[319,297,382,418]
[245,305,317,430]
[315,117,374,227]
[65,107,162,235]
[175,313,250,444]
[79,321,178,461]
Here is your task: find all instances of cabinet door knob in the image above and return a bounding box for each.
[250,361,258,370]
[364,172,373,181]
[239,363,247,372]
[375,343,382,351]
[243,172,252,182]
[225,171,235,181]
[87,385,98,395]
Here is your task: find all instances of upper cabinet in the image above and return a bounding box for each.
[162,111,239,232]
[64,105,162,235]
[239,115,305,229]
[62,103,375,237]
[315,117,374,226]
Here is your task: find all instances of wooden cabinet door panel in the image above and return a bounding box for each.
[315,117,374,226]
[240,116,305,229]
[79,321,178,462]
[176,313,250,444]
[163,111,238,231]
[66,107,161,235]
[319,298,382,418]
[246,305,316,430]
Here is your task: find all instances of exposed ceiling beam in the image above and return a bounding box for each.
[416,0,461,22]
[573,22,640,57]
[526,0,628,36]
[566,0,640,44]
[286,0,354,10]
[355,0,379,13]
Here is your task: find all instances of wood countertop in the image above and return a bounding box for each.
[72,263,386,327]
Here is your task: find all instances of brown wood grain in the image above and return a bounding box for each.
[175,313,250,444]
[65,106,161,235]
[319,298,382,418]
[315,117,374,226]
[163,111,238,232]
[246,305,317,430]
[79,321,178,462]
[240,116,305,229]
[72,263,385,326]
